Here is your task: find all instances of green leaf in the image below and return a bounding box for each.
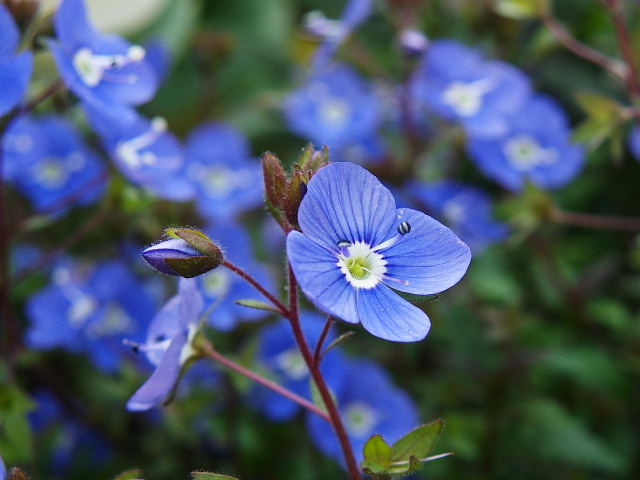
[494,0,548,19]
[235,299,282,315]
[390,420,444,462]
[574,91,623,123]
[113,469,144,480]
[363,434,392,467]
[191,472,239,480]
[321,331,356,358]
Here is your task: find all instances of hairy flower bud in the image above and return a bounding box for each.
[142,229,223,278]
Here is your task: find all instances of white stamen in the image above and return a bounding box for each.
[115,117,177,170]
[72,45,146,87]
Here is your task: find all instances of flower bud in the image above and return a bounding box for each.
[399,28,428,56]
[142,235,223,278]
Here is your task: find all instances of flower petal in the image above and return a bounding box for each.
[54,0,100,49]
[287,231,358,324]
[0,4,19,57]
[357,285,430,342]
[0,52,33,117]
[298,162,396,251]
[382,208,471,295]
[126,329,188,411]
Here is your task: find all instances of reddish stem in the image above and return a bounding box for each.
[287,265,361,480]
[200,340,330,422]
[313,316,334,367]
[222,260,289,317]
[602,0,640,98]
[552,208,640,231]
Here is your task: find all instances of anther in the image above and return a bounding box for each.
[337,239,352,257]
[397,221,411,235]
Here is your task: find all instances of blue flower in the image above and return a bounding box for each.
[407,180,509,253]
[127,278,203,411]
[26,259,156,371]
[628,123,640,161]
[410,39,530,137]
[305,0,374,72]
[287,162,471,342]
[0,454,5,480]
[1,116,42,182]
[10,115,106,213]
[0,3,33,117]
[285,64,381,150]
[50,0,158,119]
[85,104,194,200]
[252,313,346,421]
[196,222,275,331]
[307,358,419,465]
[467,94,585,191]
[185,123,262,220]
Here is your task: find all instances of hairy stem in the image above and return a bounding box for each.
[287,265,361,480]
[200,340,330,422]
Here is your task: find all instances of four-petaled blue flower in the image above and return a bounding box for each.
[467,94,585,191]
[287,162,471,342]
[407,180,509,253]
[285,64,381,151]
[410,39,530,138]
[185,123,263,220]
[127,278,203,411]
[252,313,345,421]
[0,3,33,117]
[50,0,158,119]
[7,115,106,213]
[26,259,156,372]
[306,358,419,465]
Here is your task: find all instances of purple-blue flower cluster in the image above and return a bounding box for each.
[0,3,33,117]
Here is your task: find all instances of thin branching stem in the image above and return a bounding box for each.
[313,316,334,367]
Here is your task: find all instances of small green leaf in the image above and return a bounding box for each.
[574,91,623,122]
[113,469,144,480]
[390,420,444,462]
[322,331,356,357]
[494,0,548,19]
[235,299,282,314]
[191,472,239,480]
[363,434,392,466]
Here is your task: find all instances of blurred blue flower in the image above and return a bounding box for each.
[127,278,203,411]
[252,313,345,421]
[407,180,509,253]
[9,115,106,213]
[287,162,471,342]
[197,222,275,331]
[185,123,262,220]
[305,0,373,72]
[0,3,33,117]
[26,259,156,372]
[627,123,640,161]
[307,358,419,465]
[1,116,42,182]
[467,94,585,191]
[85,104,194,200]
[50,0,158,119]
[285,64,381,150]
[410,39,530,137]
[0,454,5,480]
[331,135,386,165]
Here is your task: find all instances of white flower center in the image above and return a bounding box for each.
[344,401,378,438]
[67,294,97,327]
[274,348,308,381]
[442,78,495,117]
[33,159,69,189]
[320,98,351,129]
[85,302,134,340]
[442,198,466,224]
[73,46,145,87]
[189,164,255,198]
[303,10,345,39]
[503,134,558,172]
[337,241,388,290]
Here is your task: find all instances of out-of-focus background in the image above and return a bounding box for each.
[1,0,640,479]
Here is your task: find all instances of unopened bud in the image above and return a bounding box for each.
[399,28,428,56]
[142,233,223,278]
